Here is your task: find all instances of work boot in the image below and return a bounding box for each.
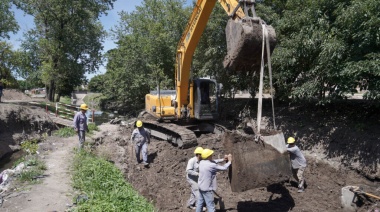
[187,205,196,210]
[297,187,304,193]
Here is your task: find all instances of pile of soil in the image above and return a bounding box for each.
[93,121,380,212]
[2,89,32,101]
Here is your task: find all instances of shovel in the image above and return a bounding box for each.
[349,186,380,200]
[213,191,225,210]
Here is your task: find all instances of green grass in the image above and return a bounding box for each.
[59,96,72,105]
[72,151,154,212]
[54,127,76,137]
[54,124,99,138]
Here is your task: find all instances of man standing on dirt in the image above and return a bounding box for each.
[73,104,89,150]
[286,137,307,193]
[196,149,232,212]
[131,120,150,166]
[186,147,204,209]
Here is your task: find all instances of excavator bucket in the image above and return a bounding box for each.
[223,18,277,71]
[223,130,291,192]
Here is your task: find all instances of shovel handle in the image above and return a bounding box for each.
[364,192,380,200]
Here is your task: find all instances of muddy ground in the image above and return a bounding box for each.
[92,98,380,212]
[1,90,380,211]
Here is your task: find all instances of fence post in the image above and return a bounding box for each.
[55,102,58,117]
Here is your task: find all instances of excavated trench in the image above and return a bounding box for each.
[89,98,380,211]
[0,104,56,170]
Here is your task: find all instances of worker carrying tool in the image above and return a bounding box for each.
[186,147,204,210]
[286,137,307,193]
[197,149,232,212]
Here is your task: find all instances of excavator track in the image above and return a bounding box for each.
[139,112,226,149]
[142,120,198,149]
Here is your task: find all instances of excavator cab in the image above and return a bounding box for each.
[193,79,219,120]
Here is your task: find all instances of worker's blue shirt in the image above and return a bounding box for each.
[73,111,88,131]
[286,144,307,169]
[131,128,150,146]
[186,156,200,182]
[198,159,231,191]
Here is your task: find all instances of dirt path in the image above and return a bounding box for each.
[1,136,77,212]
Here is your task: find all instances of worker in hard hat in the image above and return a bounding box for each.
[73,104,89,149]
[185,147,204,210]
[131,120,150,166]
[286,137,307,193]
[196,149,232,212]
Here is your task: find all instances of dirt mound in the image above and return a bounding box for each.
[92,123,380,212]
[2,89,32,101]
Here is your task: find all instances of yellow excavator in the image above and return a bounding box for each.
[142,0,276,148]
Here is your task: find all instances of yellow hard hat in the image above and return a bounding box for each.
[80,104,88,110]
[287,137,296,144]
[194,147,204,155]
[201,149,214,159]
[136,120,143,127]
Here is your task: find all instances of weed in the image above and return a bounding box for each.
[12,156,26,168]
[21,139,39,155]
[17,156,47,183]
[18,169,44,183]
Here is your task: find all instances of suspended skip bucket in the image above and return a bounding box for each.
[223,130,291,192]
[223,17,277,71]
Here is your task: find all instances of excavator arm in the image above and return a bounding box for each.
[175,0,276,119]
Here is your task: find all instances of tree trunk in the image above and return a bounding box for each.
[48,80,55,101]
[55,93,61,102]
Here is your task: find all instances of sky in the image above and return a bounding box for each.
[9,0,193,80]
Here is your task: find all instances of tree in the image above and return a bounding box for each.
[268,0,380,102]
[88,74,104,92]
[102,0,190,113]
[0,0,19,39]
[0,42,19,87]
[13,0,115,101]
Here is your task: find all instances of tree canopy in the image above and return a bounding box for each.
[13,0,115,101]
[2,0,379,108]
